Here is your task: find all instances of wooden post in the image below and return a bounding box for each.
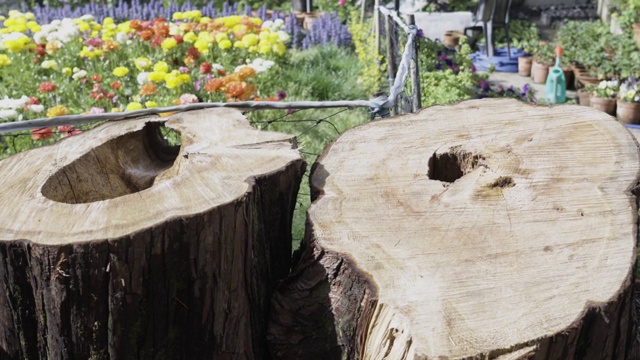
[0,109,305,359]
[408,14,422,113]
[268,99,639,359]
[385,12,398,115]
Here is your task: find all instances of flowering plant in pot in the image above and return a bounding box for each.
[617,76,640,124]
[530,41,554,84]
[587,79,620,115]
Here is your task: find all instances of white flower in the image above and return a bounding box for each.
[277,30,290,43]
[0,109,19,121]
[41,60,59,70]
[0,96,29,110]
[72,70,87,80]
[80,14,94,21]
[27,104,45,113]
[246,58,275,73]
[115,32,128,44]
[137,72,150,85]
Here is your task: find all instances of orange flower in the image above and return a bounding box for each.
[92,74,102,83]
[38,81,57,93]
[204,78,225,92]
[110,81,123,90]
[237,66,256,80]
[184,56,196,67]
[225,81,255,101]
[130,19,143,31]
[31,128,54,140]
[103,40,120,52]
[139,82,157,96]
[139,30,153,41]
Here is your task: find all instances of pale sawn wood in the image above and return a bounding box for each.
[269,99,640,359]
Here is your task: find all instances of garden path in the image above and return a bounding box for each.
[488,70,578,102]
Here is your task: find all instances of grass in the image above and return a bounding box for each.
[247,45,372,248]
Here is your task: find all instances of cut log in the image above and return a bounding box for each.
[268,99,640,359]
[0,109,305,359]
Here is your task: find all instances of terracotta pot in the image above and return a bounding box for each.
[577,90,592,106]
[632,23,640,50]
[518,56,532,77]
[589,96,616,115]
[531,61,549,84]
[616,99,640,124]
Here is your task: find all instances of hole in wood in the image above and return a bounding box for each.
[42,122,180,204]
[427,149,481,183]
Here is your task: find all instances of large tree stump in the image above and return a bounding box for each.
[268,99,640,359]
[0,109,305,359]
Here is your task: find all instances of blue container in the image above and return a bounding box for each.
[470,48,527,73]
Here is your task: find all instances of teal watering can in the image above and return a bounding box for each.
[545,46,566,104]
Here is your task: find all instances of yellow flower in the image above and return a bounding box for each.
[0,54,11,67]
[183,31,197,43]
[242,33,258,47]
[161,37,178,52]
[218,39,232,49]
[215,32,228,43]
[145,101,158,108]
[272,42,286,56]
[153,61,169,73]
[111,107,123,112]
[194,39,209,54]
[172,12,184,20]
[77,21,90,32]
[183,10,202,20]
[134,57,151,71]
[3,35,29,52]
[62,67,72,76]
[126,102,143,111]
[148,71,166,82]
[112,66,129,77]
[46,105,69,118]
[79,46,103,58]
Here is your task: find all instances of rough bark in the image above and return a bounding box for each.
[268,99,640,359]
[0,109,305,360]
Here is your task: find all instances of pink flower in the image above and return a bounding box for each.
[179,93,199,105]
[179,66,189,73]
[338,0,347,5]
[89,107,105,114]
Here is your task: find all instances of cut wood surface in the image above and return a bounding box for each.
[0,108,305,359]
[269,99,640,359]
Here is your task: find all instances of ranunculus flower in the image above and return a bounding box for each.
[135,57,151,70]
[126,102,143,111]
[179,93,198,104]
[38,81,57,93]
[31,127,53,140]
[110,81,123,90]
[200,62,212,74]
[113,66,129,77]
[139,82,157,96]
[46,105,68,118]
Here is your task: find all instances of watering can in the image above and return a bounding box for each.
[545,46,567,104]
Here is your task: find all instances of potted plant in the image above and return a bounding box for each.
[510,22,541,77]
[588,79,620,115]
[531,41,554,84]
[617,76,640,124]
[613,0,640,48]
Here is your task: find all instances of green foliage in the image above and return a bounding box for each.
[611,0,640,28]
[417,36,485,107]
[531,41,555,65]
[489,20,540,53]
[554,20,639,79]
[421,0,478,12]
[348,10,385,96]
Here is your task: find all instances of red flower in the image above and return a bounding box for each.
[110,81,123,90]
[92,74,102,83]
[58,126,83,137]
[34,44,46,58]
[218,69,226,76]
[186,46,201,59]
[31,127,54,140]
[85,38,103,47]
[200,62,212,74]
[38,82,56,93]
[173,35,184,44]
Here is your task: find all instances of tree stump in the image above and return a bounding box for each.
[268,99,640,359]
[0,109,305,359]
